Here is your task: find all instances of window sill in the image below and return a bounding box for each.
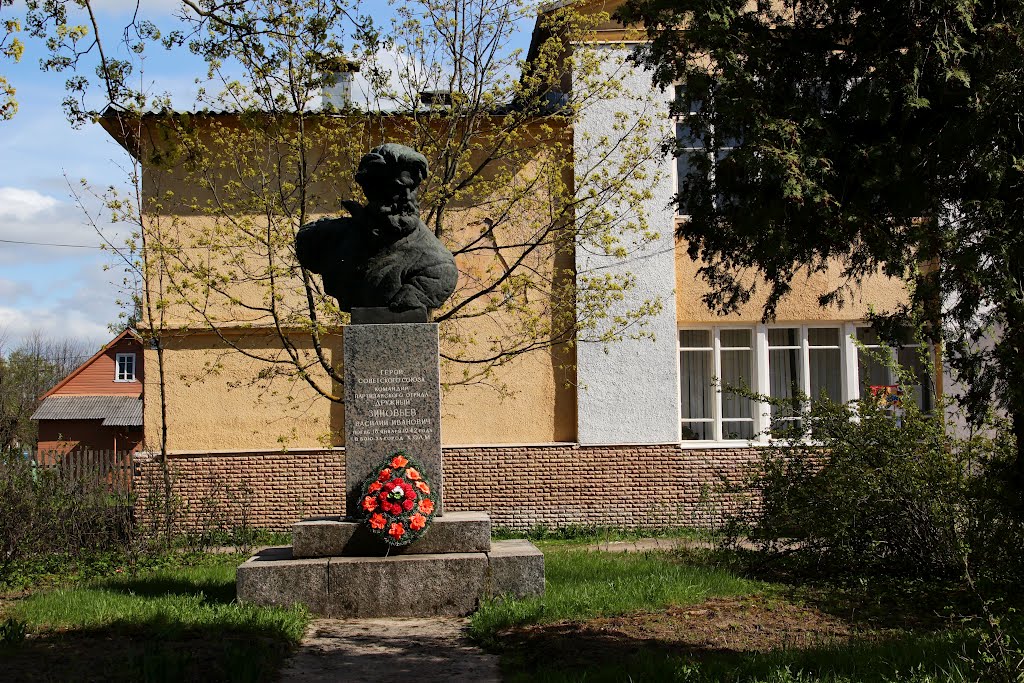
[679,439,826,449]
[679,440,769,449]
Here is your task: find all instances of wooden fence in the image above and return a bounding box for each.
[34,449,134,493]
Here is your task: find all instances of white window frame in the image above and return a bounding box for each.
[678,323,856,445]
[115,353,136,382]
[853,326,934,410]
[672,83,738,218]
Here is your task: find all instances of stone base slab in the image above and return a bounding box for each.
[237,539,544,617]
[293,511,491,558]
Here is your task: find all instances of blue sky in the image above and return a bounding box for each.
[0,1,538,351]
[0,0,204,347]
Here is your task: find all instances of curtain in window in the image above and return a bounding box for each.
[720,329,754,439]
[679,330,712,440]
[808,328,841,403]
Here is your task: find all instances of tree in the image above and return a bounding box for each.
[0,331,94,455]
[617,0,1024,493]
[47,0,665,432]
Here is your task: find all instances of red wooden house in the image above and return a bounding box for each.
[31,330,144,459]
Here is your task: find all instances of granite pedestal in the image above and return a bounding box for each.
[236,319,544,616]
[237,512,544,617]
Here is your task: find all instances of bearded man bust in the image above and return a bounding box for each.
[295,143,458,317]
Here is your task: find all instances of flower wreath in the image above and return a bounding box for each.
[358,452,437,546]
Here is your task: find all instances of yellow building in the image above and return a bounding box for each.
[99,0,919,531]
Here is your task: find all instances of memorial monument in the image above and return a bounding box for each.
[237,143,544,617]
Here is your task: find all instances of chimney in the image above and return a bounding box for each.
[321,57,360,110]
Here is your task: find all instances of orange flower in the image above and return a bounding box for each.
[405,467,421,481]
[377,468,392,482]
[369,513,386,530]
[368,482,383,493]
[418,498,434,515]
[415,481,430,494]
[361,495,378,512]
[409,513,426,531]
[391,454,409,468]
[388,522,405,539]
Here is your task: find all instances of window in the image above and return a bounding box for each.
[115,353,136,382]
[679,327,759,441]
[679,325,851,442]
[673,84,739,215]
[679,324,935,442]
[855,328,933,411]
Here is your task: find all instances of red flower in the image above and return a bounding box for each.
[388,522,405,539]
[418,498,434,515]
[409,513,426,531]
[361,496,378,512]
[391,454,409,468]
[377,468,392,482]
[369,513,386,530]
[368,482,383,493]
[402,498,414,511]
[415,481,430,494]
[405,467,421,481]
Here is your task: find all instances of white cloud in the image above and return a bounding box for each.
[0,305,111,345]
[0,187,60,222]
[0,185,132,265]
[0,277,34,301]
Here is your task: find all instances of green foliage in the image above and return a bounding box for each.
[723,386,1024,583]
[469,546,762,645]
[732,396,967,578]
[617,0,1024,469]
[0,616,27,645]
[0,453,140,589]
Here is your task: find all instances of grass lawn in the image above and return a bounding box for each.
[471,539,985,683]
[0,555,310,683]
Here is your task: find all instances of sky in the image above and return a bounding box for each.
[0,0,538,353]
[0,0,203,349]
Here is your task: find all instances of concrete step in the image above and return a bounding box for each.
[237,539,544,618]
[293,511,491,558]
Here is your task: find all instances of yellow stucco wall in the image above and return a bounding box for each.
[675,241,909,324]
[128,115,579,451]
[142,331,344,452]
[143,328,574,451]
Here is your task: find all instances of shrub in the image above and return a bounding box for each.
[729,380,1021,582]
[0,454,137,588]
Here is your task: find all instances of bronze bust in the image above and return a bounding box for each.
[295,143,458,315]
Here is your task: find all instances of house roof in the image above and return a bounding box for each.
[41,329,141,399]
[31,395,144,427]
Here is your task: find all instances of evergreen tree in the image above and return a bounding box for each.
[619,0,1024,492]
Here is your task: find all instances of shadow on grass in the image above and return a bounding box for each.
[498,623,972,683]
[1,630,291,683]
[90,575,238,604]
[5,561,309,682]
[674,546,978,631]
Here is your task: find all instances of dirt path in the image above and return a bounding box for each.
[278,617,501,683]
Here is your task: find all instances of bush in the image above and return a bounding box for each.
[0,454,137,588]
[730,387,1022,583]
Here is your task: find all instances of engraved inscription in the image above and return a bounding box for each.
[349,368,436,442]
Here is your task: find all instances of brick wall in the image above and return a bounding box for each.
[134,444,764,532]
[134,449,344,532]
[446,445,762,529]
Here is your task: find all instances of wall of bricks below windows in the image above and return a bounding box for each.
[133,444,765,532]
